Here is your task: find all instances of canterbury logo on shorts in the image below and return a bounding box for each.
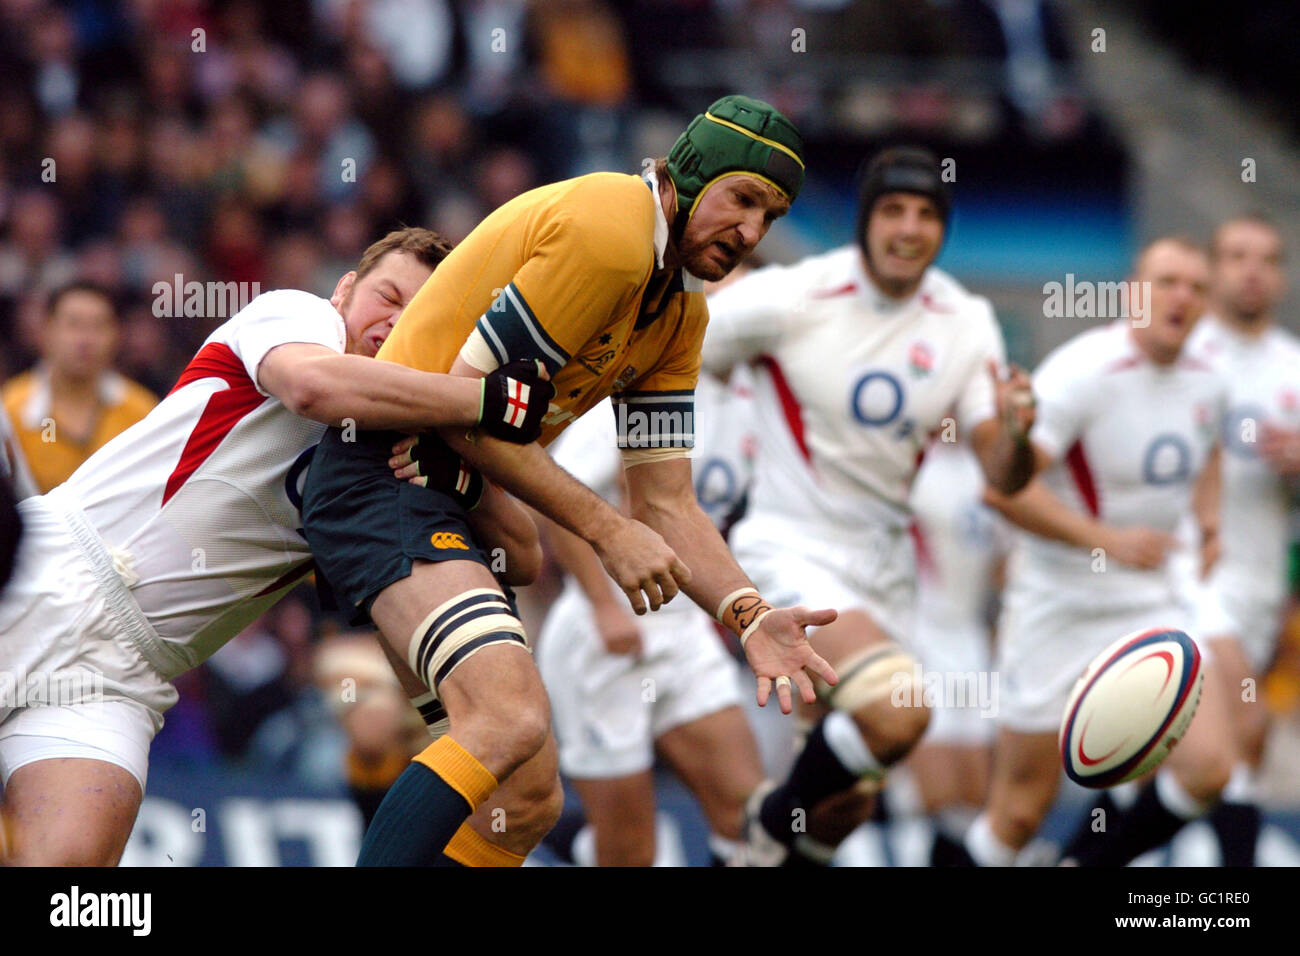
[431,532,469,550]
[504,379,530,428]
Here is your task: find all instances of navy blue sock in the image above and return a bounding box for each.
[357,762,474,866]
[1069,783,1191,867]
[759,717,861,847]
[1210,800,1261,867]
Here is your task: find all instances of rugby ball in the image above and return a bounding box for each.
[1059,628,1203,789]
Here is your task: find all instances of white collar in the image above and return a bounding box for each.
[19,365,127,429]
[641,167,704,292]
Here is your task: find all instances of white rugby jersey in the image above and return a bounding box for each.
[910,440,1006,632]
[1186,315,1300,608]
[702,246,1004,538]
[53,290,345,672]
[1011,320,1226,606]
[551,370,755,615]
[0,404,37,500]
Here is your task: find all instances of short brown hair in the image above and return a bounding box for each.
[1133,234,1206,274]
[1211,213,1284,261]
[46,280,118,322]
[355,227,455,281]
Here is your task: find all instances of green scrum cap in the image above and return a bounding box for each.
[665,95,805,231]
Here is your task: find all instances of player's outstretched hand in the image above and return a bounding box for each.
[478,360,554,444]
[591,517,691,615]
[989,359,1035,440]
[745,606,839,715]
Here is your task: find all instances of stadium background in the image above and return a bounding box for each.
[1,0,1298,865]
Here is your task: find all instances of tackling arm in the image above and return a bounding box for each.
[258,343,481,431]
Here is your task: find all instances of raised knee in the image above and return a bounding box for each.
[496,706,549,772]
[1178,754,1233,804]
[852,699,930,765]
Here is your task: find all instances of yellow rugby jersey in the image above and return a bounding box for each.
[378,170,706,449]
[2,367,157,493]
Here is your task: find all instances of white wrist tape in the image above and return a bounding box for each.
[740,609,773,648]
[715,587,759,625]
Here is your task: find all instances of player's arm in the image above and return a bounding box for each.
[700,263,794,377]
[429,403,688,613]
[466,481,543,587]
[1192,444,1222,578]
[258,343,482,430]
[967,361,1038,495]
[623,455,838,713]
[534,508,643,656]
[982,453,1176,571]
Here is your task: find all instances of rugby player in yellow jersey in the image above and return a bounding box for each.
[301,95,840,866]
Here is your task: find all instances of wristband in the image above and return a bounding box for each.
[717,587,773,645]
[740,609,774,648]
[476,379,486,426]
[715,587,759,624]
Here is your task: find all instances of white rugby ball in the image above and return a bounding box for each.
[1059,628,1203,789]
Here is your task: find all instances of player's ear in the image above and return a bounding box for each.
[330,271,357,310]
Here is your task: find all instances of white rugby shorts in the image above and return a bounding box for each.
[912,613,996,745]
[728,514,917,647]
[0,493,179,790]
[536,587,743,779]
[995,583,1197,734]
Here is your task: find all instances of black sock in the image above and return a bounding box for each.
[930,830,977,867]
[1060,790,1119,862]
[1070,782,1195,867]
[1210,801,1261,867]
[540,811,586,865]
[356,762,474,866]
[759,717,861,847]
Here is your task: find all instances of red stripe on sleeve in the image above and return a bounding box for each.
[1064,440,1100,517]
[163,342,266,504]
[757,354,812,464]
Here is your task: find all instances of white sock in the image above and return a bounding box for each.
[882,766,922,819]
[793,835,838,864]
[1222,764,1257,804]
[964,812,1018,866]
[708,833,741,863]
[1155,768,1210,820]
[822,710,884,779]
[1109,780,1140,810]
[935,805,978,841]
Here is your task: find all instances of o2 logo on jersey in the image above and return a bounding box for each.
[284,445,317,535]
[1222,403,1267,460]
[1142,433,1192,485]
[694,457,739,521]
[851,369,908,425]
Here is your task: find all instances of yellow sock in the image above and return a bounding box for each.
[412,736,498,811]
[444,821,526,867]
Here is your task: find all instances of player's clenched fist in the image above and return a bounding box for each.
[989,359,1035,440]
[478,360,555,444]
[389,433,484,507]
[743,606,839,715]
[591,517,691,615]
